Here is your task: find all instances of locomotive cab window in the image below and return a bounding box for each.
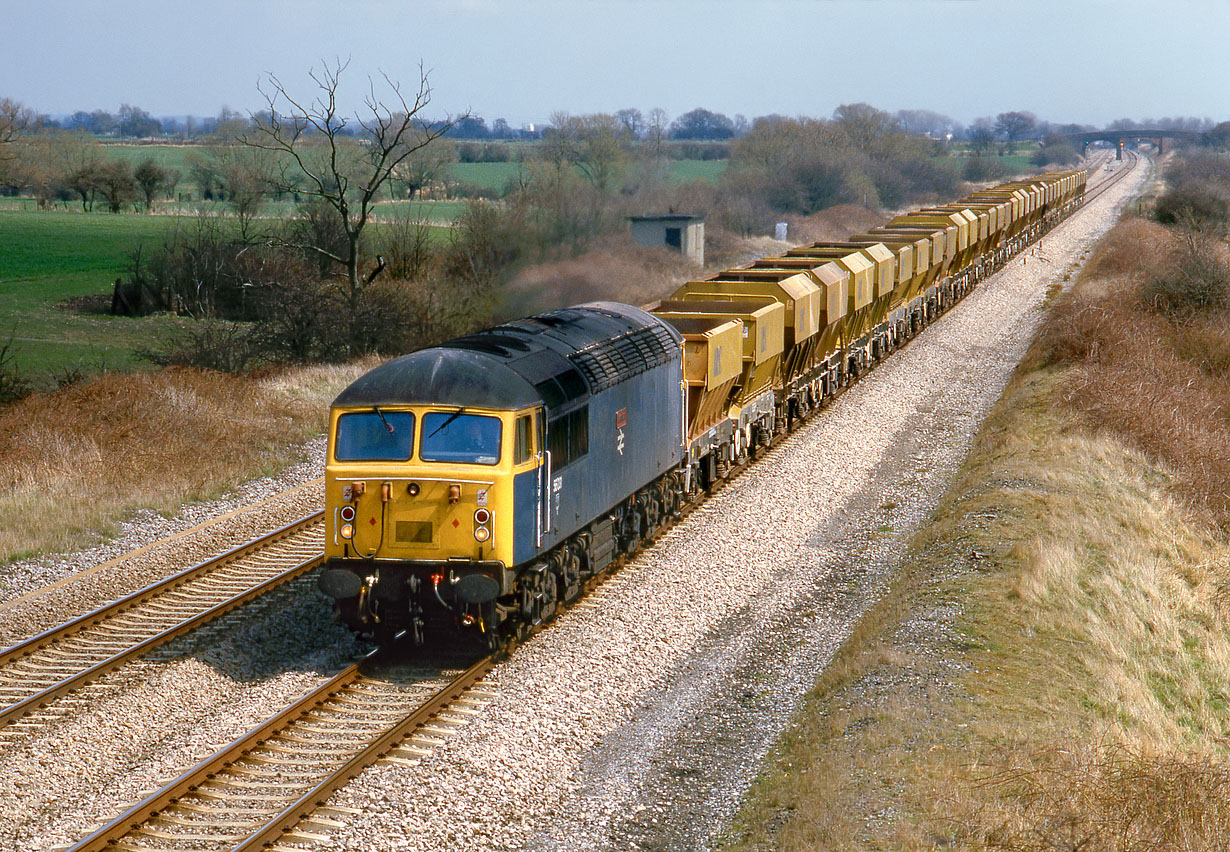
[419,412,502,465]
[547,407,588,468]
[514,414,535,465]
[334,410,416,461]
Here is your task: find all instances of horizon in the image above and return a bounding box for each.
[3,0,1226,131]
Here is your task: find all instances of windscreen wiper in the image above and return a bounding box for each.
[427,407,465,438]
[373,406,395,434]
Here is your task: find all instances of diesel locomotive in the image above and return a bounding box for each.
[318,169,1087,648]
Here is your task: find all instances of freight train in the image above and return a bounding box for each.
[317,169,1087,647]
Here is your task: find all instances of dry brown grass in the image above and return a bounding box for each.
[501,235,700,314]
[782,202,885,245]
[724,214,1230,850]
[0,362,367,564]
[1034,217,1230,526]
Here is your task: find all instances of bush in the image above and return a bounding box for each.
[963,155,1012,182]
[375,212,435,280]
[457,142,514,163]
[724,115,960,216]
[450,181,502,200]
[141,318,262,373]
[0,338,32,405]
[1142,232,1230,316]
[1154,187,1228,230]
[1031,142,1081,167]
[669,142,729,161]
[249,280,347,364]
[440,201,530,292]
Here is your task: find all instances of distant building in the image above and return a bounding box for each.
[628,213,705,265]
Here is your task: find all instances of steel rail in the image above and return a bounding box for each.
[232,655,493,851]
[1081,149,1138,205]
[0,512,325,727]
[64,653,495,852]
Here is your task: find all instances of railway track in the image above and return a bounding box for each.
[64,652,493,852]
[0,513,325,730]
[1083,148,1139,203]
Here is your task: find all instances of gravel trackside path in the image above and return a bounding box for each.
[311,162,1147,852]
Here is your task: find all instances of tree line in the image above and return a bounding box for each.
[2,75,1223,391]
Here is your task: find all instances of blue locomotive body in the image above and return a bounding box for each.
[320,301,685,644]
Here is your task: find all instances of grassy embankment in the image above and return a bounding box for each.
[724,213,1230,849]
[0,362,368,569]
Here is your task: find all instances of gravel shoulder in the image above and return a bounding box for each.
[0,437,359,852]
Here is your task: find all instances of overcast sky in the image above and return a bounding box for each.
[4,0,1224,129]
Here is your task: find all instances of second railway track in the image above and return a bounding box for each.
[0,512,326,731]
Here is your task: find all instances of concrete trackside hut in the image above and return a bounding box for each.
[629,213,705,265]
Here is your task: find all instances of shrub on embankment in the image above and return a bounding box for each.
[724,212,1230,851]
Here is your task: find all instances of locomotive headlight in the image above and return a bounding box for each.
[474,508,490,525]
[340,522,355,540]
[339,505,356,523]
[407,482,420,497]
[474,526,490,543]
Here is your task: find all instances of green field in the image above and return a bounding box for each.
[447,158,726,192]
[448,161,524,192]
[0,210,192,381]
[0,207,462,385]
[99,143,217,176]
[997,153,1035,173]
[667,159,727,183]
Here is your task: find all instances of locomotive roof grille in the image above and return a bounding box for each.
[331,302,681,412]
[569,323,678,392]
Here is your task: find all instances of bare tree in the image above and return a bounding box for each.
[995,111,1037,143]
[390,131,456,199]
[240,58,458,351]
[895,108,957,139]
[0,98,30,151]
[192,141,275,239]
[542,112,628,193]
[967,118,997,155]
[647,108,669,155]
[55,131,106,211]
[0,98,33,184]
[615,108,643,138]
[5,131,63,206]
[134,157,174,211]
[833,102,899,151]
[96,160,135,212]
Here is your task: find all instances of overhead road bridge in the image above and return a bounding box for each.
[1063,129,1199,159]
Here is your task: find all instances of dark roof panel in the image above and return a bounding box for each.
[333,302,681,413]
[332,348,542,409]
